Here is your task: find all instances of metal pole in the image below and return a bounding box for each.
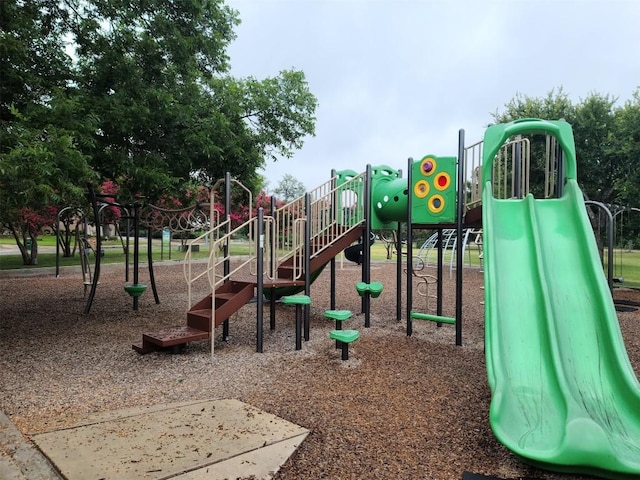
[406,158,413,336]
[270,196,277,330]
[437,229,444,321]
[556,141,564,198]
[304,193,312,340]
[125,213,130,283]
[363,165,372,327]
[396,169,403,322]
[514,139,522,199]
[223,172,231,341]
[55,209,62,277]
[455,129,465,346]
[330,169,337,310]
[586,201,614,291]
[84,185,101,314]
[256,208,264,352]
[396,223,402,322]
[147,227,160,304]
[133,202,140,311]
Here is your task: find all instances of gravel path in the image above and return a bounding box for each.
[1,260,639,479]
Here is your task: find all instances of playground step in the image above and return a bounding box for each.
[355,281,383,298]
[143,326,210,347]
[329,329,359,344]
[276,264,297,280]
[133,281,254,355]
[329,329,360,361]
[132,326,210,354]
[187,281,254,332]
[324,309,352,321]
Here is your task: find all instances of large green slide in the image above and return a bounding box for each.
[482,120,640,478]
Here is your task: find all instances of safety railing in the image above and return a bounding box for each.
[464,139,484,207]
[183,214,276,310]
[183,171,367,304]
[271,171,366,281]
[464,136,532,205]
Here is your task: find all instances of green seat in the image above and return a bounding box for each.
[324,309,352,321]
[329,329,359,343]
[369,281,383,298]
[282,295,312,350]
[355,281,384,298]
[281,295,311,306]
[329,329,360,361]
[325,310,353,349]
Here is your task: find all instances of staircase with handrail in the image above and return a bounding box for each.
[132,171,367,355]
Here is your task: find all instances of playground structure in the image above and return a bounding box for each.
[133,152,472,355]
[55,187,160,314]
[130,118,640,478]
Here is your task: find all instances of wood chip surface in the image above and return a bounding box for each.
[1,260,638,480]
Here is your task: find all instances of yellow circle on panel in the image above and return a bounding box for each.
[429,194,445,214]
[420,157,437,176]
[414,180,430,198]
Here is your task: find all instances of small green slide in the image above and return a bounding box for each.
[483,120,640,478]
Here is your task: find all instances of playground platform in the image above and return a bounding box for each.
[0,399,309,480]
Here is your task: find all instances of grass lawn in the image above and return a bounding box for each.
[2,235,640,288]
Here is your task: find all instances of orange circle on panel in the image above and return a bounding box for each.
[429,194,445,214]
[434,172,451,191]
[420,157,437,176]
[414,180,430,198]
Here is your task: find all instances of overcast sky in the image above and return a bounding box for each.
[226,0,640,193]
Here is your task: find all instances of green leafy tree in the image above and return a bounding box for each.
[1,0,318,264]
[611,89,640,247]
[0,0,97,264]
[491,88,577,198]
[492,88,624,205]
[612,89,640,207]
[492,88,640,251]
[72,0,317,200]
[274,174,307,202]
[572,93,618,204]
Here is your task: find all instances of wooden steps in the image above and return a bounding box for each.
[132,226,364,355]
[132,326,210,354]
[132,281,255,355]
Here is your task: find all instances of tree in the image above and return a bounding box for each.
[612,89,640,207]
[1,0,318,263]
[491,88,577,198]
[274,174,307,202]
[0,0,98,264]
[491,88,626,205]
[492,88,640,253]
[72,0,317,200]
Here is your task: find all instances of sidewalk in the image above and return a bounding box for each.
[1,400,309,480]
[0,410,61,480]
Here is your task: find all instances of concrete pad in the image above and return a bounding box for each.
[30,399,309,480]
[0,410,61,480]
[174,435,307,480]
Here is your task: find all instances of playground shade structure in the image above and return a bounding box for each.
[482,120,640,478]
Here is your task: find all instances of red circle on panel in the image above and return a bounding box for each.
[434,172,451,191]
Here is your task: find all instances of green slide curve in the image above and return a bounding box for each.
[483,173,640,475]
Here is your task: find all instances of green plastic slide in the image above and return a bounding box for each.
[482,119,640,479]
[483,180,640,478]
